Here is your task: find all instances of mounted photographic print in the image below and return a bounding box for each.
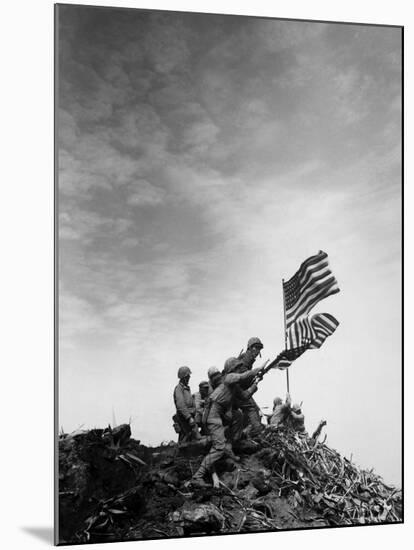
[55,3,403,545]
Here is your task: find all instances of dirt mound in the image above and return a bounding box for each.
[58,424,402,544]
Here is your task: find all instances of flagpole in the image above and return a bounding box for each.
[282,279,290,394]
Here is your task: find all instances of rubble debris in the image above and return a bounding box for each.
[58,426,151,542]
[254,427,402,526]
[102,423,132,449]
[169,503,226,534]
[58,425,402,544]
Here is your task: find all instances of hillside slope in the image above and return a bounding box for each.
[58,425,402,544]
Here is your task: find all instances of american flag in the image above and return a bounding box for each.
[283,250,340,330]
[287,312,340,350]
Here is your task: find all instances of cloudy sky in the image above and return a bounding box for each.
[57,6,402,484]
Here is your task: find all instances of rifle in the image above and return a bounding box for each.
[254,350,292,383]
[254,342,312,384]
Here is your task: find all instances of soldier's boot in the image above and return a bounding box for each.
[188,463,211,488]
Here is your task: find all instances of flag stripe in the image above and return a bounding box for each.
[298,283,339,318]
[285,264,333,307]
[286,273,336,322]
[288,317,313,349]
[287,280,339,326]
[287,312,339,350]
[309,314,339,348]
[283,251,339,324]
[286,279,339,328]
[314,313,338,333]
[284,250,327,288]
[298,262,330,291]
[285,252,327,290]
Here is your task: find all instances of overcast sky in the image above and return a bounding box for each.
[57,6,401,485]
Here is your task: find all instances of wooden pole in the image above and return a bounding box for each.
[286,364,290,394]
[282,279,290,394]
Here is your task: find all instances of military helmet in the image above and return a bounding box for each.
[223,357,243,374]
[177,366,191,379]
[247,337,263,349]
[207,366,220,379]
[199,380,210,388]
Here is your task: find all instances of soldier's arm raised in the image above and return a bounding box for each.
[225,367,261,386]
[238,383,258,400]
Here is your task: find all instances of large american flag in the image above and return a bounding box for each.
[287,312,340,350]
[283,250,340,330]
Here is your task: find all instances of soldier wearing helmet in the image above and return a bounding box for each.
[269,393,292,428]
[268,394,306,434]
[177,366,191,380]
[207,366,222,392]
[190,357,264,487]
[234,337,265,436]
[173,366,200,443]
[241,337,264,370]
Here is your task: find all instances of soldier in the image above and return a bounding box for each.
[207,366,222,393]
[269,394,291,428]
[239,337,264,369]
[269,395,307,435]
[190,357,264,487]
[288,403,307,434]
[193,381,210,427]
[173,366,200,443]
[234,337,265,436]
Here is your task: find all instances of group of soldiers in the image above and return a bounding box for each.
[172,337,316,488]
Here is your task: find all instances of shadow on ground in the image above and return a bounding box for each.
[21,527,54,544]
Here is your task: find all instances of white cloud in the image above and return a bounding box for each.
[126,179,166,206]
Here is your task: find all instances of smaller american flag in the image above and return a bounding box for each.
[273,344,311,369]
[287,312,339,350]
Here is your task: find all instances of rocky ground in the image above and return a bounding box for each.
[58,424,402,545]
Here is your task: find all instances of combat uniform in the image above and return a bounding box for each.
[193,383,210,426]
[269,399,291,428]
[173,380,196,442]
[235,348,263,435]
[288,405,307,434]
[193,367,261,480]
